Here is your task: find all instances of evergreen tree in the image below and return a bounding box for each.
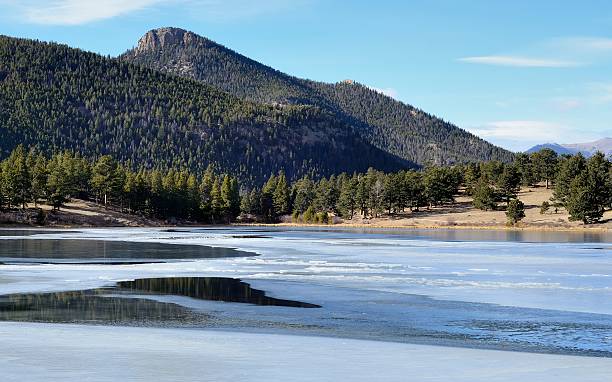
[506,199,525,225]
[423,167,457,207]
[30,153,48,207]
[497,164,521,204]
[403,171,426,211]
[273,171,291,216]
[210,178,223,222]
[472,178,497,211]
[199,166,215,220]
[514,153,537,186]
[2,145,31,208]
[337,175,358,218]
[46,153,72,210]
[356,174,370,217]
[91,155,124,207]
[260,174,277,222]
[553,153,586,207]
[566,173,602,224]
[531,149,558,188]
[292,176,314,215]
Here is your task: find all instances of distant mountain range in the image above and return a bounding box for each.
[526,138,612,157]
[0,27,514,186]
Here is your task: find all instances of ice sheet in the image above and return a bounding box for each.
[1,322,611,382]
[2,227,610,314]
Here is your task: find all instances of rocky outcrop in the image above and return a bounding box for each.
[134,27,202,53]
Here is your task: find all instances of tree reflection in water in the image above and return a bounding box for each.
[0,277,319,325]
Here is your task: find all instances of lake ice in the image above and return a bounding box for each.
[0,227,611,380]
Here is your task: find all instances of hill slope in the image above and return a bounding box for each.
[0,35,408,186]
[121,27,514,165]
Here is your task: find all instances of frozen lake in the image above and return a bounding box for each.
[0,227,611,380]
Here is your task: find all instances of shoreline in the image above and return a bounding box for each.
[0,221,609,234]
[236,221,612,233]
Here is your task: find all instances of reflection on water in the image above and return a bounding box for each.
[0,239,250,264]
[0,277,319,326]
[0,230,76,236]
[118,277,321,308]
[253,226,612,243]
[0,289,204,326]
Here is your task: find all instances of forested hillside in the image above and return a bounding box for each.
[0,35,408,186]
[122,27,514,165]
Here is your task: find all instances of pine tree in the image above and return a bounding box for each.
[210,178,222,222]
[291,176,314,215]
[261,174,277,222]
[46,154,71,210]
[91,155,124,207]
[497,164,521,204]
[566,173,601,224]
[472,178,497,211]
[2,145,32,209]
[229,177,241,218]
[220,174,233,220]
[337,175,358,218]
[506,199,525,225]
[553,153,586,207]
[273,171,290,216]
[531,149,558,188]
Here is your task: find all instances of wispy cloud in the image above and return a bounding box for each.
[368,86,399,99]
[469,120,573,141]
[2,0,166,25]
[552,37,612,52]
[0,0,308,25]
[550,98,582,111]
[458,55,579,68]
[468,120,601,151]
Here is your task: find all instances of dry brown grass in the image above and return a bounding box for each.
[270,186,612,232]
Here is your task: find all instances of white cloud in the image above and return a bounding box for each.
[4,0,166,25]
[550,98,582,111]
[458,55,579,68]
[552,37,612,52]
[469,120,572,142]
[0,0,308,25]
[468,120,604,151]
[368,86,399,99]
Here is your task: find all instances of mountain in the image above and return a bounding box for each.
[121,27,514,166]
[0,35,407,186]
[527,138,612,157]
[564,138,612,157]
[525,143,576,156]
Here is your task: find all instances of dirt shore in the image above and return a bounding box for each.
[0,187,610,232]
[250,187,612,233]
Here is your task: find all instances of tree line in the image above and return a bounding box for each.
[0,146,240,223]
[1,146,610,225]
[242,148,611,225]
[0,35,406,188]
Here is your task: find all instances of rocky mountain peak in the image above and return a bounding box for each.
[135,27,203,52]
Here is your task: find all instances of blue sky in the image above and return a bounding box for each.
[1,0,611,151]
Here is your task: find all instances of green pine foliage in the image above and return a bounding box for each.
[472,179,498,211]
[0,146,609,226]
[0,35,406,187]
[122,28,515,167]
[506,199,526,225]
[0,147,241,223]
